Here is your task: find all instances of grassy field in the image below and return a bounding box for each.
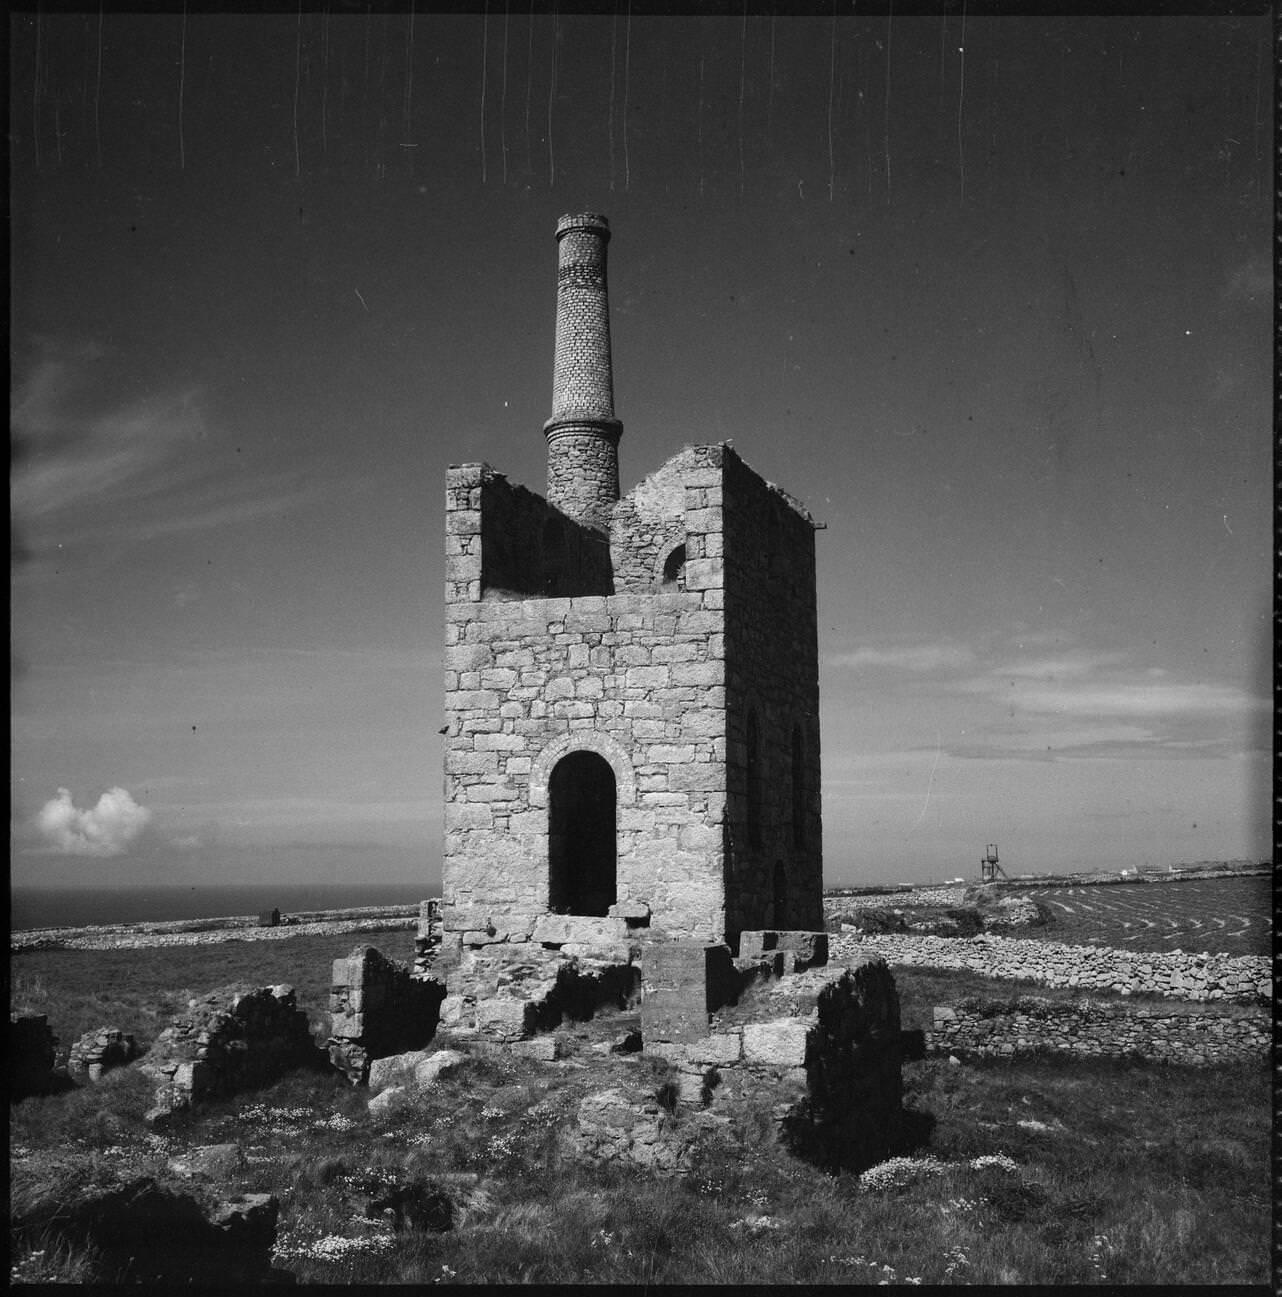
[9,933,1270,1286]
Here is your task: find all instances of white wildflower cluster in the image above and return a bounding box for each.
[272,1231,398,1263]
[941,1196,980,1216]
[969,1153,1018,1174]
[695,1176,724,1196]
[11,1145,32,1160]
[144,1133,173,1154]
[744,1188,771,1210]
[521,1102,561,1131]
[590,1229,617,1249]
[311,1114,356,1133]
[825,1254,922,1284]
[405,1132,434,1147]
[484,1133,517,1161]
[858,1156,949,1191]
[943,1246,970,1278]
[433,1263,458,1284]
[1088,1232,1114,1280]
[729,1214,783,1233]
[479,1106,505,1122]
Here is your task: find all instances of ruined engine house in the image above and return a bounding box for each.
[441,213,823,972]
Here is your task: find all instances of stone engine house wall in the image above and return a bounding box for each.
[443,443,820,951]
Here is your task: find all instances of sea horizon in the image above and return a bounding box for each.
[9,882,441,932]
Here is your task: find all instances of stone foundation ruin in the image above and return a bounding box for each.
[139,983,322,1123]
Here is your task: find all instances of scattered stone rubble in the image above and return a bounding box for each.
[929,997,1269,1065]
[565,931,907,1174]
[140,983,322,1123]
[833,932,1269,1003]
[67,1026,141,1083]
[327,945,446,1084]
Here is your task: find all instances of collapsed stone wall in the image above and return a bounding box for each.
[327,946,446,1083]
[834,932,1268,1003]
[929,997,1269,1065]
[140,984,321,1122]
[68,1027,141,1082]
[439,920,643,1043]
[641,950,905,1173]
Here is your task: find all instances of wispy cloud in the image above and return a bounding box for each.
[827,642,976,673]
[33,786,152,856]
[11,342,324,567]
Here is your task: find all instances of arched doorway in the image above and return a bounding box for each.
[548,751,617,916]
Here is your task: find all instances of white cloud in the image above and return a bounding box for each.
[35,786,152,856]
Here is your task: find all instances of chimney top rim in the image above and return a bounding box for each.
[555,212,611,240]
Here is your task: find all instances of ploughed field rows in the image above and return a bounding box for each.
[1020,876,1270,956]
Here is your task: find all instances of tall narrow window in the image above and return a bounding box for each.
[746,711,762,850]
[548,751,617,916]
[791,724,805,849]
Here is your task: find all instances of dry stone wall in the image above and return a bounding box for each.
[929,997,1269,1065]
[833,932,1268,1002]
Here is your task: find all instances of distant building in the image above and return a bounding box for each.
[440,214,824,954]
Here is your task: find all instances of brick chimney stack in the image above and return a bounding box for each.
[544,212,622,533]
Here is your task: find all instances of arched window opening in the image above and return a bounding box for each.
[746,711,762,850]
[772,860,787,928]
[660,543,687,588]
[791,724,805,849]
[548,751,617,916]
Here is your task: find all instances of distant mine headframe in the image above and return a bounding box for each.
[980,844,1007,883]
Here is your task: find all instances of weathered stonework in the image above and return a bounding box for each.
[140,984,322,1123]
[67,1026,141,1083]
[327,945,446,1083]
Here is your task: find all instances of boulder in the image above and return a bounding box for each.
[13,1176,286,1285]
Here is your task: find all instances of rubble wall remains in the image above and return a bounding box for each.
[140,984,321,1122]
[929,997,1269,1064]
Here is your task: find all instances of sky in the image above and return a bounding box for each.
[10,5,1272,893]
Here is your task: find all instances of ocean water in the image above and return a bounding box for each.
[10,883,438,932]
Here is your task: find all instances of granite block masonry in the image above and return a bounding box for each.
[440,217,826,1034]
[328,945,446,1084]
